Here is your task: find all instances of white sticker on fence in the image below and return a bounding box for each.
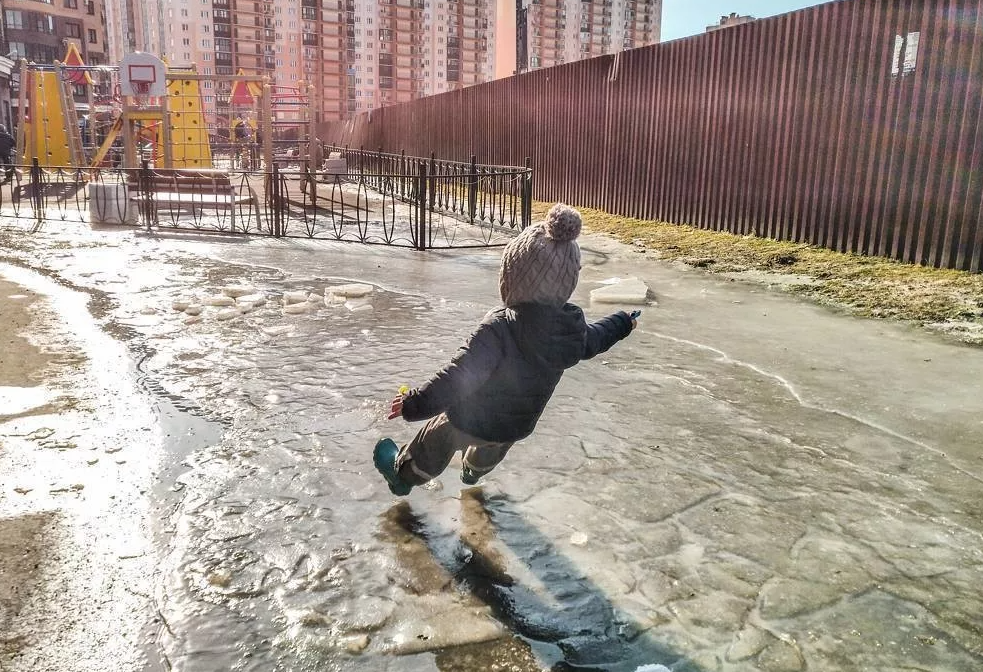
[892,32,919,78]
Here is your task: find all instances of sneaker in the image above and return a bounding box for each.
[373,438,412,496]
[461,465,480,486]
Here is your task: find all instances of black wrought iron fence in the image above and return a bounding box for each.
[0,152,533,249]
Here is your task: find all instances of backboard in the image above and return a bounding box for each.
[119,52,167,97]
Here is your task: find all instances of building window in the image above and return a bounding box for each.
[64,0,78,8]
[65,23,82,39]
[4,11,23,30]
[87,28,97,43]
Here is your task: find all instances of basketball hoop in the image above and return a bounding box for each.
[133,80,152,108]
[120,55,166,105]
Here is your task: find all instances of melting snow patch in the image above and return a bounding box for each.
[216,308,241,321]
[236,293,267,307]
[283,291,309,305]
[261,325,294,337]
[222,285,256,298]
[634,666,671,672]
[204,295,236,307]
[590,276,651,305]
[284,302,311,314]
[325,283,373,298]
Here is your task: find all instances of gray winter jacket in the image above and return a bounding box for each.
[401,303,633,442]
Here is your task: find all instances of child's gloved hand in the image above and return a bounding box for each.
[629,309,641,331]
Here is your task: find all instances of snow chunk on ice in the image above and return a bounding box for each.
[261,325,294,336]
[325,292,347,305]
[184,304,203,316]
[205,295,236,307]
[635,666,671,672]
[284,302,311,314]
[216,308,241,321]
[590,277,650,305]
[236,293,267,307]
[570,532,589,547]
[325,283,373,299]
[283,291,309,305]
[172,300,190,311]
[222,285,256,298]
[345,300,373,313]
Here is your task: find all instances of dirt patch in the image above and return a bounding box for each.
[533,202,983,344]
[0,281,55,387]
[0,513,54,661]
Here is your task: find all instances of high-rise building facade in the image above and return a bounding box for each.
[2,0,110,66]
[312,0,496,123]
[516,0,661,72]
[149,0,499,125]
[108,0,165,62]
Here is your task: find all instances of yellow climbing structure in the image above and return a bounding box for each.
[19,69,80,168]
[162,75,211,168]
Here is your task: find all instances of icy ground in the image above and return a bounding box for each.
[0,221,981,672]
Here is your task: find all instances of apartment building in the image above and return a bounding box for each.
[313,0,495,123]
[516,0,661,72]
[107,0,165,62]
[2,0,110,66]
[147,0,496,126]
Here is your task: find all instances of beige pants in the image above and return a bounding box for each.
[396,412,514,485]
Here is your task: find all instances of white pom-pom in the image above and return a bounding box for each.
[544,203,582,242]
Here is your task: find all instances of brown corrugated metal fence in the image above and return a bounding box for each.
[323,0,983,271]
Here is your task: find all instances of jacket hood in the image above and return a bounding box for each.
[508,303,585,370]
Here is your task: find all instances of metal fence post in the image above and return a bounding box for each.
[467,154,478,224]
[522,157,532,230]
[429,151,437,213]
[417,160,428,251]
[29,157,43,223]
[271,163,283,237]
[139,160,155,232]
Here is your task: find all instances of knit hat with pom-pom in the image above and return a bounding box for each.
[499,203,583,308]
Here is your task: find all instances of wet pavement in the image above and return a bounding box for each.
[0,219,981,672]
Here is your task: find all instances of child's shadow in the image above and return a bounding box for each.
[384,489,699,672]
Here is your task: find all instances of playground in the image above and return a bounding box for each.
[0,49,530,248]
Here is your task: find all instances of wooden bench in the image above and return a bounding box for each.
[128,168,259,231]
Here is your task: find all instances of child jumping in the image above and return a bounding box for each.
[374,203,638,495]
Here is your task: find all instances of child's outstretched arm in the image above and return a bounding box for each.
[393,321,505,422]
[583,310,636,360]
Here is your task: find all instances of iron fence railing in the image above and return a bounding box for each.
[0,154,533,249]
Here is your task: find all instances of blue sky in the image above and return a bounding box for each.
[661,0,829,41]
